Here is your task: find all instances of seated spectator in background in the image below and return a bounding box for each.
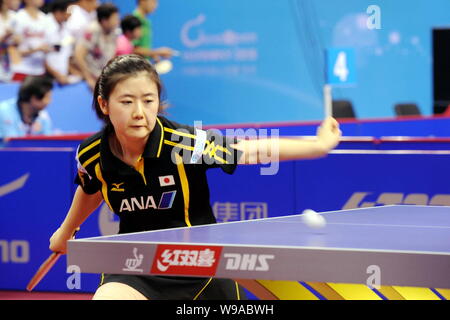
[10,0,54,82]
[5,0,21,12]
[0,75,54,140]
[74,2,119,90]
[133,0,174,62]
[0,0,17,81]
[46,0,82,85]
[66,0,98,41]
[116,15,142,56]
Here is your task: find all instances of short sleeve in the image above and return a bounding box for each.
[74,146,101,194]
[166,123,243,175]
[198,128,243,174]
[79,25,96,51]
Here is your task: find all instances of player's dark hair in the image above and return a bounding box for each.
[120,15,142,34]
[18,76,54,104]
[96,2,118,23]
[93,54,166,125]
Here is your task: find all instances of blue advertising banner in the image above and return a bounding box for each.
[207,162,297,223]
[0,149,104,292]
[294,151,450,213]
[1,147,450,292]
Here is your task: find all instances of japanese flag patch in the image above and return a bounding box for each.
[159,175,175,187]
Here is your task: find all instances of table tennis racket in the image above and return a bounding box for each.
[26,228,79,292]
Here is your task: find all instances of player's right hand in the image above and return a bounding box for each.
[49,227,76,254]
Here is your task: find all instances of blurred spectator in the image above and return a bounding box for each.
[133,0,174,61]
[0,75,54,140]
[10,0,53,82]
[46,0,82,85]
[5,0,21,11]
[0,0,17,81]
[74,2,119,90]
[116,15,141,56]
[66,0,97,41]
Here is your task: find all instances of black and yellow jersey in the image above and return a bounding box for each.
[74,116,243,234]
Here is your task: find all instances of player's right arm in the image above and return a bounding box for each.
[49,186,103,254]
[50,136,104,253]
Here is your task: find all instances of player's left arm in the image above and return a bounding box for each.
[232,117,342,165]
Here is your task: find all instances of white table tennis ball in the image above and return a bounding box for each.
[154,60,173,74]
[302,209,327,229]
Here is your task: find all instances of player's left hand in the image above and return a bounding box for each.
[316,117,342,152]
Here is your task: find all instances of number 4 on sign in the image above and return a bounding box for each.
[334,51,349,82]
[326,48,356,85]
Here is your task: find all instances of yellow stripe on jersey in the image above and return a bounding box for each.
[175,153,191,227]
[164,127,197,139]
[205,140,232,155]
[235,282,240,300]
[82,152,100,169]
[78,139,101,159]
[95,163,113,211]
[134,156,147,185]
[193,278,213,300]
[155,118,164,158]
[203,141,228,164]
[164,139,195,151]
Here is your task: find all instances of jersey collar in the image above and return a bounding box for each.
[99,117,165,172]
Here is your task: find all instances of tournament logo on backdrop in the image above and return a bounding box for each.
[179,14,259,77]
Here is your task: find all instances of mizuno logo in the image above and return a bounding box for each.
[0,174,30,198]
[111,183,125,192]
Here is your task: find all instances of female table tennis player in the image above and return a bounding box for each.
[49,54,341,300]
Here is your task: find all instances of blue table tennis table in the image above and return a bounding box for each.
[67,205,450,299]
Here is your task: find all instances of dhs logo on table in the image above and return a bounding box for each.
[224,253,274,272]
[151,245,222,276]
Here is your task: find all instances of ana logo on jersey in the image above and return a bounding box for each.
[151,244,222,276]
[119,191,177,212]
